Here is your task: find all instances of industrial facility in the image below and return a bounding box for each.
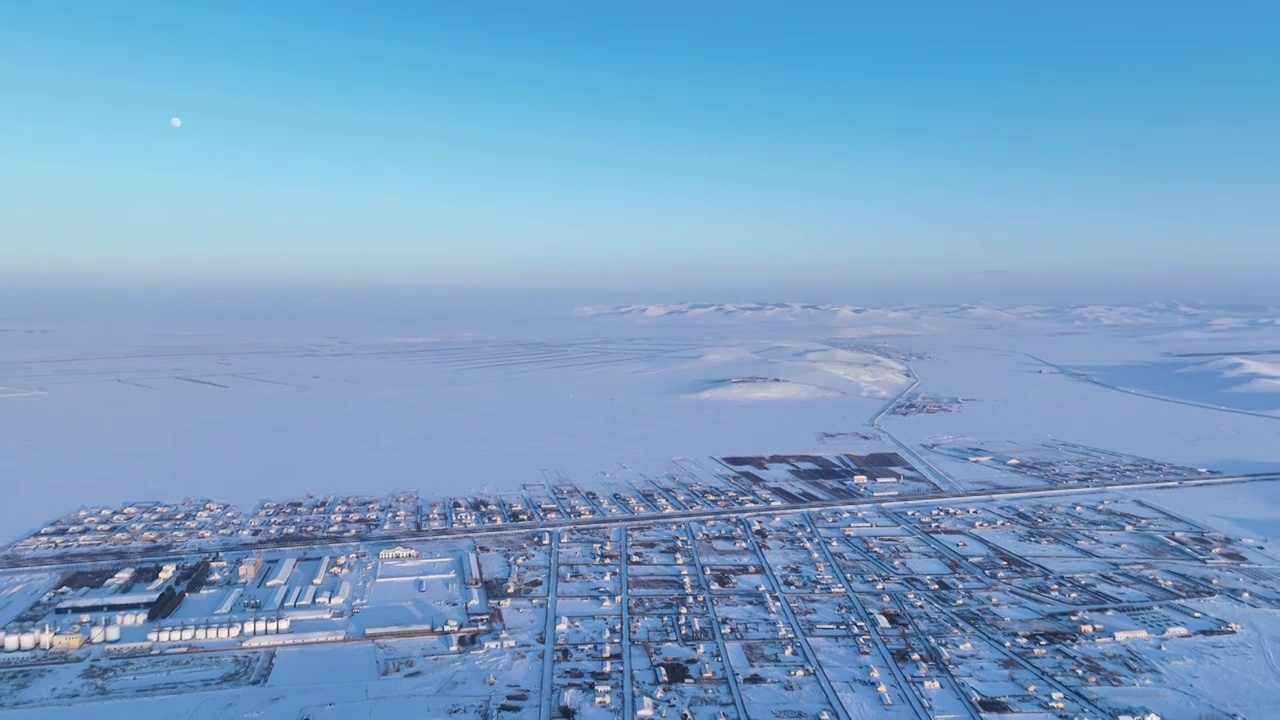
[0,542,490,672]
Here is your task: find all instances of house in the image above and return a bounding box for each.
[379,546,420,560]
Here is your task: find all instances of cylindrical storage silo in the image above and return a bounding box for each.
[90,626,106,644]
[197,627,208,640]
[134,612,148,625]
[278,617,292,633]
[159,628,172,642]
[254,619,266,635]
[4,634,18,652]
[106,625,121,643]
[113,613,125,626]
[122,613,136,626]
[146,629,158,643]
[229,624,241,638]
[266,619,278,635]
[181,627,195,641]
[19,632,36,651]
[217,625,230,639]
[243,620,255,635]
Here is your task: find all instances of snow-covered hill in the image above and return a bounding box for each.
[575,302,915,322]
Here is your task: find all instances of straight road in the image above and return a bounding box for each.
[4,471,1278,571]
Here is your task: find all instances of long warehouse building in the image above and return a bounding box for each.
[312,557,330,586]
[264,558,296,588]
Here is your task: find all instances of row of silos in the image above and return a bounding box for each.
[1,612,149,653]
[75,612,146,627]
[1,630,36,651]
[2,608,294,653]
[147,623,243,643]
[242,616,292,636]
[1,625,61,652]
[79,619,125,645]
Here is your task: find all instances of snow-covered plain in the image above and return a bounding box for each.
[4,296,1277,542]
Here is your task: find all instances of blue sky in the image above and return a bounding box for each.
[2,1,1277,295]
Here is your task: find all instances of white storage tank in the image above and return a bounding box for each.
[146,629,159,643]
[4,634,19,652]
[134,611,148,625]
[19,632,37,651]
[254,619,266,635]
[106,625,121,643]
[113,613,125,626]
[266,619,279,635]
[229,624,241,638]
[122,613,137,626]
[0,630,5,645]
[160,628,173,642]
[195,627,207,640]
[90,626,106,644]
[181,627,195,641]
[278,617,292,633]
[217,625,230,639]
[243,620,255,636]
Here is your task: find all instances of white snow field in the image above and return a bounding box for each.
[2,294,1280,718]
[4,296,1276,540]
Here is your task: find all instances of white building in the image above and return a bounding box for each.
[379,546,419,560]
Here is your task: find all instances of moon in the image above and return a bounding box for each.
[170,117,182,128]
